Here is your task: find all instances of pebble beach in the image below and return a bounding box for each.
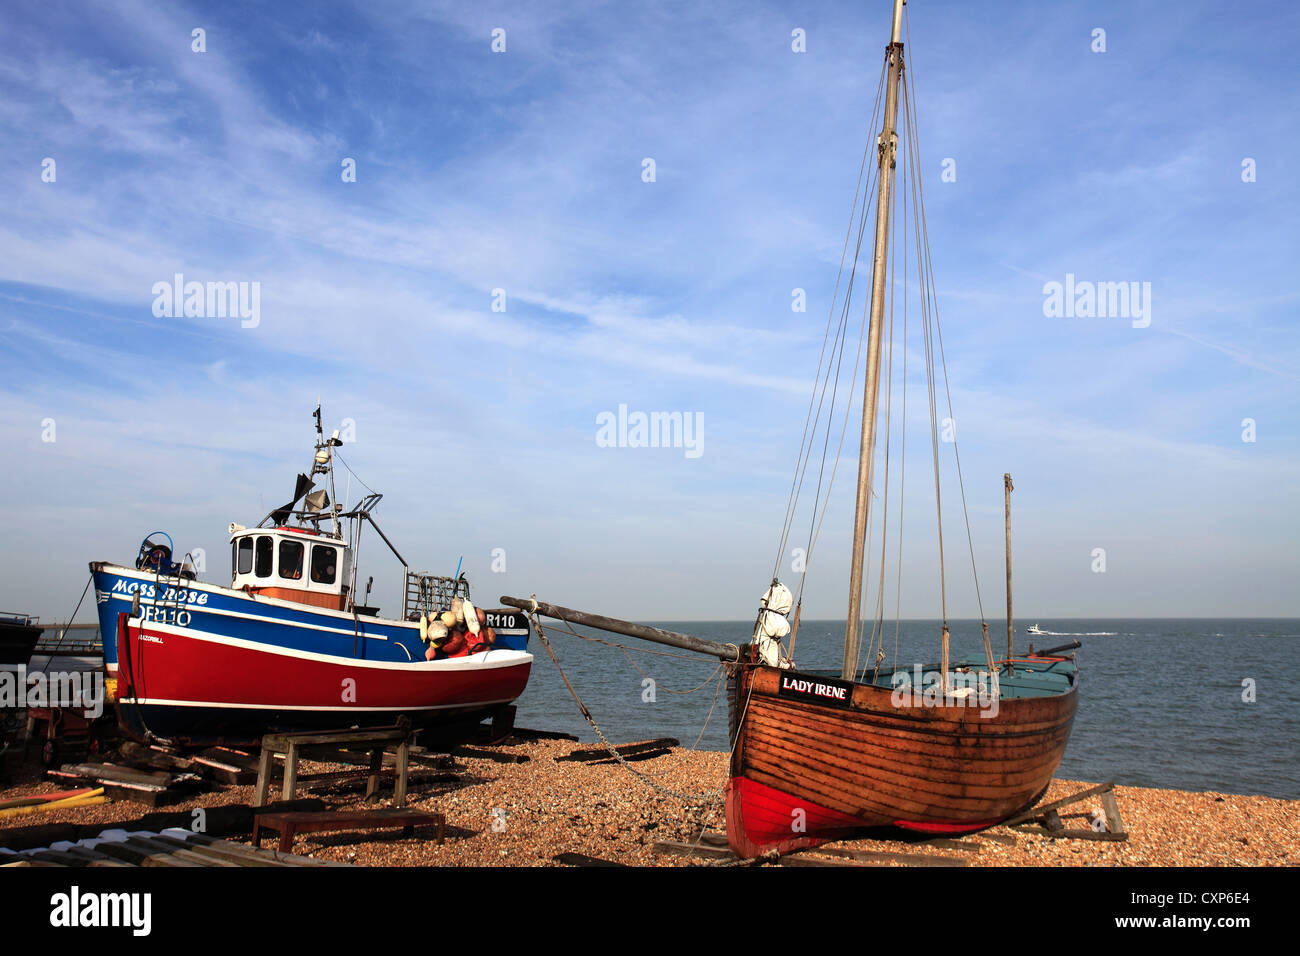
[3,738,1297,867]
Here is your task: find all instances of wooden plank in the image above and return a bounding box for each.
[178,832,351,867]
[1001,781,1115,828]
[552,852,627,867]
[452,746,531,764]
[255,808,445,853]
[510,727,580,742]
[190,755,257,786]
[364,747,383,802]
[123,835,240,868]
[395,738,409,808]
[1101,790,1126,836]
[294,769,457,794]
[557,738,680,763]
[0,800,326,852]
[915,837,981,853]
[208,746,262,770]
[1048,829,1128,842]
[580,748,673,766]
[262,728,407,749]
[100,782,187,808]
[254,747,274,808]
[281,742,299,802]
[147,833,292,867]
[92,840,203,867]
[806,845,968,868]
[57,762,172,786]
[778,854,873,867]
[651,840,735,860]
[117,742,197,774]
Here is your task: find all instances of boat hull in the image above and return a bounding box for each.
[726,662,1077,858]
[0,618,43,667]
[112,612,532,746]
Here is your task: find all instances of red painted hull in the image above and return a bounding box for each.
[115,617,531,743]
[725,776,867,858]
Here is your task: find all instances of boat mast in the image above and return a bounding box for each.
[1004,473,1014,674]
[312,404,343,538]
[842,0,907,681]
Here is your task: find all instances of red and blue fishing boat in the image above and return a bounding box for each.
[90,407,533,746]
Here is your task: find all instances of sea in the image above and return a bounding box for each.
[512,618,1300,802]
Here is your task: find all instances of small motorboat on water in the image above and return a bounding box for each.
[90,406,533,746]
[1026,623,1047,636]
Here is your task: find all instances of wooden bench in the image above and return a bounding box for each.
[254,727,412,808]
[254,808,446,854]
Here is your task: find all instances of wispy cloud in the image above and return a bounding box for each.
[1,0,1297,618]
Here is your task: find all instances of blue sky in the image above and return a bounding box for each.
[1,0,1297,624]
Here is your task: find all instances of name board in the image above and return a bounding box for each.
[777,673,854,709]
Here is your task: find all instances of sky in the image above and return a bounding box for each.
[1,0,1297,625]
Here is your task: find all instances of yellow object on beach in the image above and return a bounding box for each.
[0,788,107,819]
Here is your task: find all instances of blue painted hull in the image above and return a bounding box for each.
[90,563,528,670]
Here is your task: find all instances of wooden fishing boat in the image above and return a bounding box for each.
[723,653,1076,855]
[503,0,1078,858]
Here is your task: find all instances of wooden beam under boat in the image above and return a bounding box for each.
[499,596,741,662]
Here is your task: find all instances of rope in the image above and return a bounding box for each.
[524,607,730,803]
[902,13,993,679]
[47,576,93,654]
[778,55,890,597]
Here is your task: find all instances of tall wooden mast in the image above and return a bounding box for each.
[842,0,907,681]
[1005,473,1015,671]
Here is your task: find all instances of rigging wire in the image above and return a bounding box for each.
[767,6,993,675]
[774,57,889,593]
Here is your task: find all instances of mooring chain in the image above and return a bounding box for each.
[524,601,728,805]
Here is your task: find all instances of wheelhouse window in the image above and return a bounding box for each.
[254,536,274,578]
[311,544,338,585]
[278,540,305,580]
[237,538,253,575]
